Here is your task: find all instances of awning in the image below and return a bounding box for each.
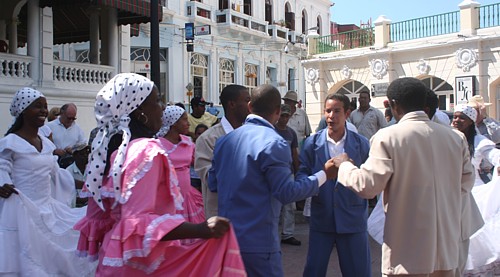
[28,0,162,44]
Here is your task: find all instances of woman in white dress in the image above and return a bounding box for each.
[0,87,96,276]
[452,105,500,276]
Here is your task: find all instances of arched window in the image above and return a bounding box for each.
[302,10,308,34]
[219,58,235,94]
[245,63,258,92]
[316,16,322,36]
[191,53,209,98]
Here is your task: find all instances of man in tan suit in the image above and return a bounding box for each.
[194,85,250,218]
[335,78,475,276]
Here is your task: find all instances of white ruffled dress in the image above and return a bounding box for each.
[0,134,96,276]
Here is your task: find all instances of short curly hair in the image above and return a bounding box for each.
[387,77,427,112]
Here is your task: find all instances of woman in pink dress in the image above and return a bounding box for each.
[157,106,205,223]
[74,73,246,276]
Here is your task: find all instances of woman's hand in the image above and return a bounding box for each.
[206,216,230,238]
[0,184,18,198]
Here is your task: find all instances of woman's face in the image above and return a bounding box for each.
[139,87,164,133]
[172,112,190,135]
[22,97,48,128]
[452,111,474,133]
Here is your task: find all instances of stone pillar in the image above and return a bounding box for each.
[0,20,6,40]
[8,18,18,54]
[89,8,100,64]
[307,29,319,56]
[374,15,391,48]
[459,0,480,36]
[40,6,54,86]
[104,8,118,75]
[119,24,131,73]
[28,0,40,83]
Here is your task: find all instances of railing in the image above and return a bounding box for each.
[478,3,500,29]
[53,60,113,84]
[0,53,33,79]
[390,11,460,42]
[313,28,374,55]
[215,9,267,35]
[186,1,212,20]
[267,24,288,40]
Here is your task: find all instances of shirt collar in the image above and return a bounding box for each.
[325,128,347,145]
[221,117,234,134]
[246,114,275,129]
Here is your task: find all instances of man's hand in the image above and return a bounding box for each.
[323,158,339,179]
[333,153,352,167]
[0,184,18,198]
[206,216,230,238]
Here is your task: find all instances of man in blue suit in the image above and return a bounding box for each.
[208,84,338,277]
[298,93,371,277]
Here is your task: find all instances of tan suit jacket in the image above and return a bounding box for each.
[194,123,226,218]
[338,111,475,275]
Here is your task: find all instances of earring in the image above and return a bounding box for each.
[139,112,149,124]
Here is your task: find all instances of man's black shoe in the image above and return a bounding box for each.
[281,237,301,246]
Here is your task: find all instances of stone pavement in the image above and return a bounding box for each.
[281,212,382,277]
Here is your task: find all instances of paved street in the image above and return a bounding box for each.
[281,212,382,277]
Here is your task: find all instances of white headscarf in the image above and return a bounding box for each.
[9,87,44,118]
[156,106,185,137]
[455,104,477,122]
[86,73,154,210]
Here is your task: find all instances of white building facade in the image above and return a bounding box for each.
[0,0,333,135]
[304,0,500,130]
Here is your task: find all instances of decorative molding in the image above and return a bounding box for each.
[369,59,389,79]
[305,68,319,84]
[455,48,477,72]
[341,65,352,80]
[416,59,431,75]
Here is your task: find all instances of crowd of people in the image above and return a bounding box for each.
[0,74,499,277]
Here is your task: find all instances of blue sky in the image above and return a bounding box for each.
[330,0,499,25]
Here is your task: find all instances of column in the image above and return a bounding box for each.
[8,17,17,54]
[104,8,118,74]
[374,15,391,48]
[459,0,480,36]
[0,20,6,40]
[89,8,100,64]
[28,0,41,83]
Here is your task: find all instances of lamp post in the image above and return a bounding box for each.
[186,82,194,113]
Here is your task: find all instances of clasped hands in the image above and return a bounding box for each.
[0,184,18,198]
[323,153,353,179]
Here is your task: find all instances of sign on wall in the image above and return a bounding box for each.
[455,76,476,105]
[371,83,389,97]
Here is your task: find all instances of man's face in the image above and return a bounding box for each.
[233,90,251,122]
[60,105,77,128]
[193,103,206,115]
[324,99,347,133]
[358,93,370,109]
[283,99,297,115]
[277,113,291,126]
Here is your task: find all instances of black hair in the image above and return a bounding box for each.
[324,93,350,111]
[359,90,371,98]
[5,116,24,136]
[387,77,427,113]
[349,98,357,111]
[195,123,209,133]
[175,102,186,110]
[250,85,281,117]
[220,85,248,111]
[463,122,477,158]
[425,89,439,119]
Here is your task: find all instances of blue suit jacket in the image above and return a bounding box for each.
[297,128,370,233]
[208,115,321,253]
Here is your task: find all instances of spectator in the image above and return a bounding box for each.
[194,85,250,218]
[190,124,208,191]
[349,90,387,139]
[65,143,90,208]
[46,103,86,167]
[187,97,217,138]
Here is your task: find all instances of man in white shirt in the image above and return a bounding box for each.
[282,91,312,150]
[349,90,387,139]
[194,85,250,218]
[47,103,86,165]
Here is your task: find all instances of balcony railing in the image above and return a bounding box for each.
[313,28,374,55]
[0,53,32,79]
[390,11,460,42]
[216,9,267,35]
[53,60,113,85]
[186,1,212,20]
[478,3,500,29]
